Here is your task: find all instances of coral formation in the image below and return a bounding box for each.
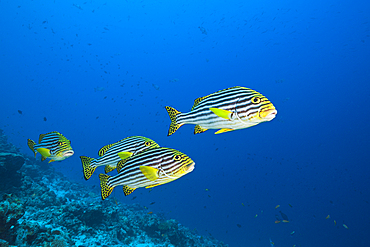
[0,129,228,247]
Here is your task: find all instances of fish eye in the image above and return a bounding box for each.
[145,141,151,146]
[174,155,181,161]
[58,141,63,146]
[251,96,261,104]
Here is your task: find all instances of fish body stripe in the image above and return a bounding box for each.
[107,147,193,189]
[177,86,274,129]
[92,136,159,168]
[34,132,72,155]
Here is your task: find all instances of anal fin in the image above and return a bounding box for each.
[194,125,208,134]
[123,185,136,196]
[214,128,234,134]
[105,164,116,173]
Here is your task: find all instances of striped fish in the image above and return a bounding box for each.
[27,131,74,163]
[165,86,277,135]
[80,136,159,180]
[99,147,195,199]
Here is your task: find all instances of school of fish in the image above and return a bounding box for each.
[27,86,277,200]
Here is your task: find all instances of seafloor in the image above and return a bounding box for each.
[0,129,228,247]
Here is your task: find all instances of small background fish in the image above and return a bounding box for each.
[27,131,74,163]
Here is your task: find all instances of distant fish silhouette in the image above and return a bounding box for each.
[279,211,289,221]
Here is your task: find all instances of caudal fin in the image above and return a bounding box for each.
[80,156,96,180]
[27,139,36,157]
[165,106,183,136]
[99,173,114,200]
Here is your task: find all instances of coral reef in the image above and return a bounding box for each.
[0,129,228,247]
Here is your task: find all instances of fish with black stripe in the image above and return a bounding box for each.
[165,86,277,135]
[80,136,159,180]
[99,147,195,199]
[27,131,74,163]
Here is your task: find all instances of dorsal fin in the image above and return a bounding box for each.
[191,96,210,111]
[38,134,46,144]
[98,143,116,157]
[39,131,61,143]
[98,138,128,157]
[117,159,128,173]
[191,86,243,111]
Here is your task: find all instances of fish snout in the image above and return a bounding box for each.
[63,150,74,157]
[260,108,277,121]
[187,162,195,173]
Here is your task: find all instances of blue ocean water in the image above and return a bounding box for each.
[1,0,369,246]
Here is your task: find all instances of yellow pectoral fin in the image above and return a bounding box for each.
[37,148,51,157]
[117,151,133,160]
[140,166,159,181]
[209,108,233,120]
[214,128,234,134]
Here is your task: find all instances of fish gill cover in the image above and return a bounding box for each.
[0,1,370,247]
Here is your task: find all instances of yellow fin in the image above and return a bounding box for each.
[145,183,162,189]
[38,134,46,144]
[117,159,128,173]
[104,164,116,173]
[98,143,116,157]
[191,95,210,110]
[99,174,113,200]
[37,148,51,157]
[140,166,159,181]
[194,125,208,134]
[27,139,36,157]
[191,87,242,111]
[165,106,183,136]
[117,151,133,160]
[122,185,136,196]
[48,159,55,163]
[209,108,233,120]
[80,156,96,180]
[214,128,234,134]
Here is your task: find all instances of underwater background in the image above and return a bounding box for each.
[1,0,369,246]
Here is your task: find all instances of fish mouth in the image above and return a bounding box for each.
[186,162,195,173]
[63,150,74,157]
[260,108,277,121]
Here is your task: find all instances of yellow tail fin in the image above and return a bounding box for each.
[99,173,114,200]
[27,139,36,157]
[165,106,183,136]
[80,156,96,180]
